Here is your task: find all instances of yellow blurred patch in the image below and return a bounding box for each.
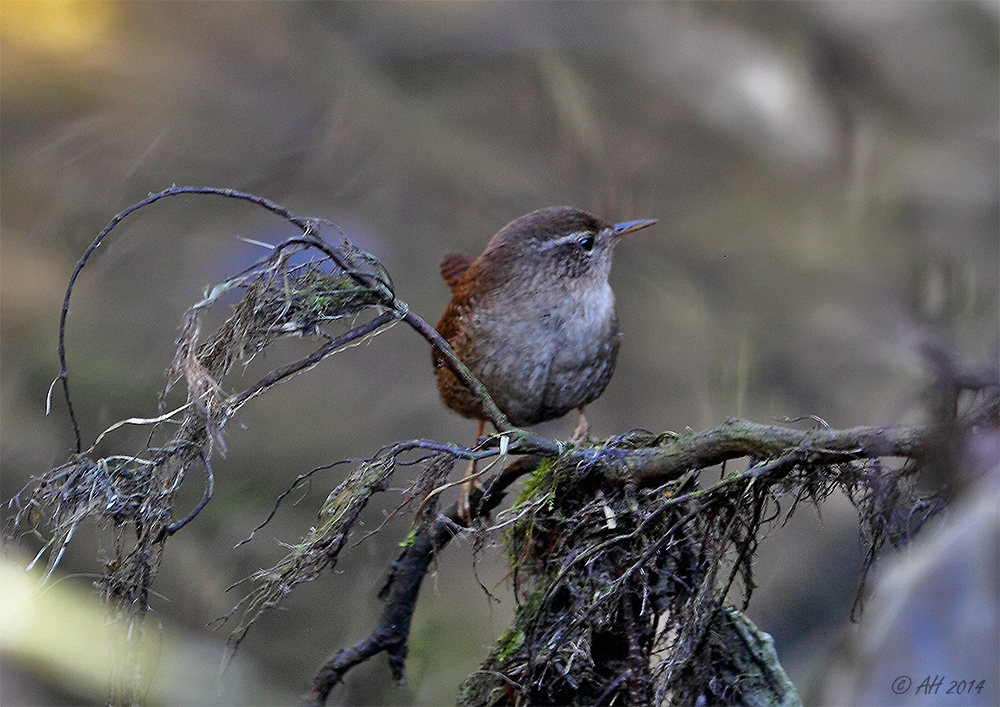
[0,554,160,704]
[1,0,116,54]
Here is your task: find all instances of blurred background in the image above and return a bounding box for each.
[1,2,997,705]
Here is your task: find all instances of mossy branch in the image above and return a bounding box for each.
[306,391,996,705]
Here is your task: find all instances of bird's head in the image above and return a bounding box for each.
[485,206,657,283]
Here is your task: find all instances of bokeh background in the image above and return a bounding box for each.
[1,2,997,705]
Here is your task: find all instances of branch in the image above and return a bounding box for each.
[56,186,314,453]
[226,310,399,412]
[675,607,802,707]
[304,394,1000,704]
[55,185,515,452]
[607,418,931,487]
[308,457,541,705]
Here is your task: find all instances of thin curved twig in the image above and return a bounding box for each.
[158,451,214,541]
[57,186,313,452]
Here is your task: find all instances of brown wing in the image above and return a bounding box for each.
[440,251,473,293]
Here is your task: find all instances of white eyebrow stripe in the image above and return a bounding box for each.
[538,230,593,250]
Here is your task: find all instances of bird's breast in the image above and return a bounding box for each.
[543,281,616,352]
[436,278,621,427]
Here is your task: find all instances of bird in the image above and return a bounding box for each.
[432,206,657,522]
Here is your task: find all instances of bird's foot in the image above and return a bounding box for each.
[457,459,485,526]
[570,409,591,445]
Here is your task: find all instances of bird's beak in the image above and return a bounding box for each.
[610,218,658,242]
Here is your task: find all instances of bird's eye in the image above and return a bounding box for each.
[577,234,595,251]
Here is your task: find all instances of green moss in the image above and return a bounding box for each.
[495,587,545,662]
[496,627,524,661]
[399,527,419,548]
[502,458,561,571]
[514,457,557,508]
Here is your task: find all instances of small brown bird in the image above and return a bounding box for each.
[433,206,657,520]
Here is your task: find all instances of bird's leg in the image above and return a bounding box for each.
[458,419,487,524]
[570,407,591,445]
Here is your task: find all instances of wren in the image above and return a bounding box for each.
[434,206,657,448]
